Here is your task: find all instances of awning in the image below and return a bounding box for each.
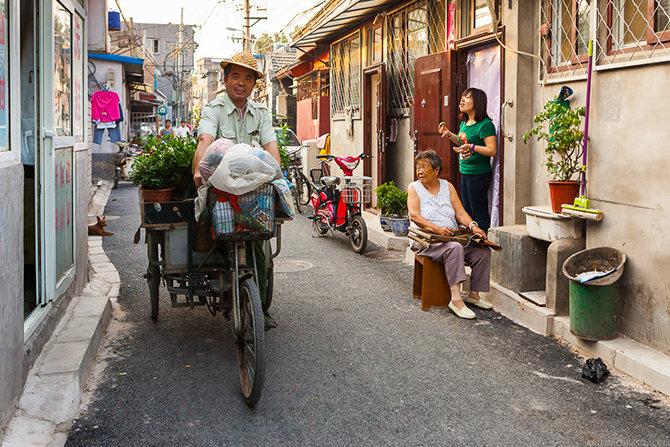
[88,52,144,77]
[293,0,399,46]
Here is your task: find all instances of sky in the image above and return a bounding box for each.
[114,0,325,61]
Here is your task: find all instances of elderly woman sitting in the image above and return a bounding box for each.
[408,150,493,319]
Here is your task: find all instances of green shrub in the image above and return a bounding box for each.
[129,135,197,191]
[375,181,408,216]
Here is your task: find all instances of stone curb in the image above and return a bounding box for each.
[1,181,117,447]
[361,211,409,251]
[483,282,670,397]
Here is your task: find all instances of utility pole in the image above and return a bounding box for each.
[244,0,251,53]
[177,7,184,121]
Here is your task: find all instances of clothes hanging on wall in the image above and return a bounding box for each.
[389,118,398,143]
[91,89,123,144]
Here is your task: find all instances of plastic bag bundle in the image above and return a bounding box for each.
[209,143,282,195]
[582,358,610,383]
[199,138,236,184]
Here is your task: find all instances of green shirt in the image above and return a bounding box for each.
[199,93,276,147]
[457,118,496,175]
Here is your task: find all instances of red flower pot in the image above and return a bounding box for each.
[548,181,580,214]
[141,187,175,203]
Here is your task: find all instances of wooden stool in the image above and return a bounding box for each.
[413,254,451,311]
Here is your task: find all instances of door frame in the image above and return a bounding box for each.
[363,63,386,187]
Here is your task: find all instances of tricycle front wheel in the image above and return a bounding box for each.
[237,278,266,407]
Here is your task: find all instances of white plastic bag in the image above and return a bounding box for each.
[199,138,235,184]
[209,143,282,195]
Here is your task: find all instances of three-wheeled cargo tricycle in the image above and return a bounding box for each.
[138,183,289,407]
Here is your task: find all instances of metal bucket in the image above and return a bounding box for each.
[562,247,626,341]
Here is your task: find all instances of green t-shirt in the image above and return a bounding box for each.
[457,118,496,175]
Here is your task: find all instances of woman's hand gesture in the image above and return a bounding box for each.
[437,122,452,138]
[455,143,473,159]
[438,226,456,237]
[472,226,487,239]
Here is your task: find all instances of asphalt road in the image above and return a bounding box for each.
[66,183,670,447]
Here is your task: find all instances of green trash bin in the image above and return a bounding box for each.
[562,247,626,341]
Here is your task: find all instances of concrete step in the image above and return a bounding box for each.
[483,281,670,397]
[361,211,409,251]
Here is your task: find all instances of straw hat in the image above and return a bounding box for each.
[220,52,263,79]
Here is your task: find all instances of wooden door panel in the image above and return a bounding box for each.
[414,51,458,181]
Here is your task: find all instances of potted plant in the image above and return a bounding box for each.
[375,181,409,236]
[129,135,197,202]
[523,100,585,213]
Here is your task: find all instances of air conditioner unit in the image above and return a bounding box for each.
[277,94,288,116]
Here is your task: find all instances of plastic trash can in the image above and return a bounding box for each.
[562,247,626,341]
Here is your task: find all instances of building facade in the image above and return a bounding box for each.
[296,0,670,362]
[0,0,112,431]
[191,57,224,118]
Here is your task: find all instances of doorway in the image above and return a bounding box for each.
[464,44,502,228]
[363,65,386,208]
[21,0,40,319]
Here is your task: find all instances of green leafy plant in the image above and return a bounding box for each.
[274,122,291,170]
[375,181,408,216]
[129,135,197,191]
[523,100,585,182]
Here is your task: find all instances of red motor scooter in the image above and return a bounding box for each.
[308,153,373,254]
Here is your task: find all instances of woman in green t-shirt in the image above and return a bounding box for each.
[438,88,497,233]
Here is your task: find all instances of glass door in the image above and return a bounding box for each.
[41,0,76,302]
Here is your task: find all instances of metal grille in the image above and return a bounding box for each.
[541,0,670,78]
[595,0,670,67]
[540,0,592,77]
[386,0,446,117]
[330,32,362,118]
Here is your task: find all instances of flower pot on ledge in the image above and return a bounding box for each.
[548,181,580,214]
[388,216,410,237]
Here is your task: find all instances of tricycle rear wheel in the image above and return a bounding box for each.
[237,278,266,407]
[147,233,161,320]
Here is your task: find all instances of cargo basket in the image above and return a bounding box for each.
[208,184,275,242]
[341,176,372,204]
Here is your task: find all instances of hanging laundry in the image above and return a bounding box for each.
[91,89,123,145]
[91,90,121,122]
[389,118,398,143]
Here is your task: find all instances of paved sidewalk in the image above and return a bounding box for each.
[1,182,118,447]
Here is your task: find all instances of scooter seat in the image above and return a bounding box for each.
[321,176,340,188]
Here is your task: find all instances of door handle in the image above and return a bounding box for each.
[501,100,513,142]
[44,129,55,154]
[379,130,385,153]
[23,130,33,153]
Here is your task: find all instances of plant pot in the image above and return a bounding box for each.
[141,187,175,203]
[388,216,410,237]
[548,181,580,214]
[379,215,392,232]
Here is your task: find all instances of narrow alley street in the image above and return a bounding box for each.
[65,183,670,446]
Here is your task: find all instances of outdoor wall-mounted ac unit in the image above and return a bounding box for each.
[277,94,288,116]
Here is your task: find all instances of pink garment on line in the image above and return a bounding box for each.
[91,90,121,122]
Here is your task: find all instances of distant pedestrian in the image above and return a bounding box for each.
[160,119,174,139]
[174,120,191,139]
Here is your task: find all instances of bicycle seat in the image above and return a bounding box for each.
[320,176,340,188]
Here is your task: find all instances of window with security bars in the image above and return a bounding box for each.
[330,32,361,119]
[386,0,446,117]
[540,0,592,74]
[595,0,670,66]
[542,0,670,77]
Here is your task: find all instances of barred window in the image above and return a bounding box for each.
[387,3,429,117]
[330,32,361,119]
[542,0,670,78]
[541,0,591,72]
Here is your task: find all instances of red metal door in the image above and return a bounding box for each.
[413,51,460,181]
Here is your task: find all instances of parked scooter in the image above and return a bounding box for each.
[308,153,373,254]
[112,141,130,189]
